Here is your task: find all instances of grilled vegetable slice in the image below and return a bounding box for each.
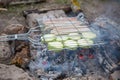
[77,39,94,48]
[64,40,78,50]
[69,33,81,40]
[56,35,69,41]
[82,32,96,39]
[43,34,56,42]
[48,42,64,52]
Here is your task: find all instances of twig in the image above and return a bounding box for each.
[0,8,7,11]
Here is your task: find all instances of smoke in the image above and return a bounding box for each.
[28,14,120,79]
[91,15,120,73]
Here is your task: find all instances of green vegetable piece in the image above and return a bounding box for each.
[77,39,94,48]
[48,42,64,52]
[64,40,78,50]
[69,33,81,40]
[43,34,56,42]
[82,32,96,39]
[56,35,69,41]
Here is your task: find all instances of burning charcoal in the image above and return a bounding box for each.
[88,54,94,59]
[79,54,84,60]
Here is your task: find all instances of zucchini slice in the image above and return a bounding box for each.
[82,32,96,39]
[64,40,78,50]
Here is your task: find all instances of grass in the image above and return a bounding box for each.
[1,0,70,13]
[54,0,70,5]
[0,3,44,16]
[0,0,71,17]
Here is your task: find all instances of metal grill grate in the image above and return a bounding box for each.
[37,16,106,48]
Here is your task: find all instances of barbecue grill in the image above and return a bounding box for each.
[28,13,120,79]
[0,12,119,79]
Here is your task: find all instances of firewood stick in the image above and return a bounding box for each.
[0,8,7,11]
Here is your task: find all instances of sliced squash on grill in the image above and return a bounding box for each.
[77,39,94,48]
[48,42,64,52]
[82,32,96,39]
[69,33,81,40]
[64,40,78,50]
